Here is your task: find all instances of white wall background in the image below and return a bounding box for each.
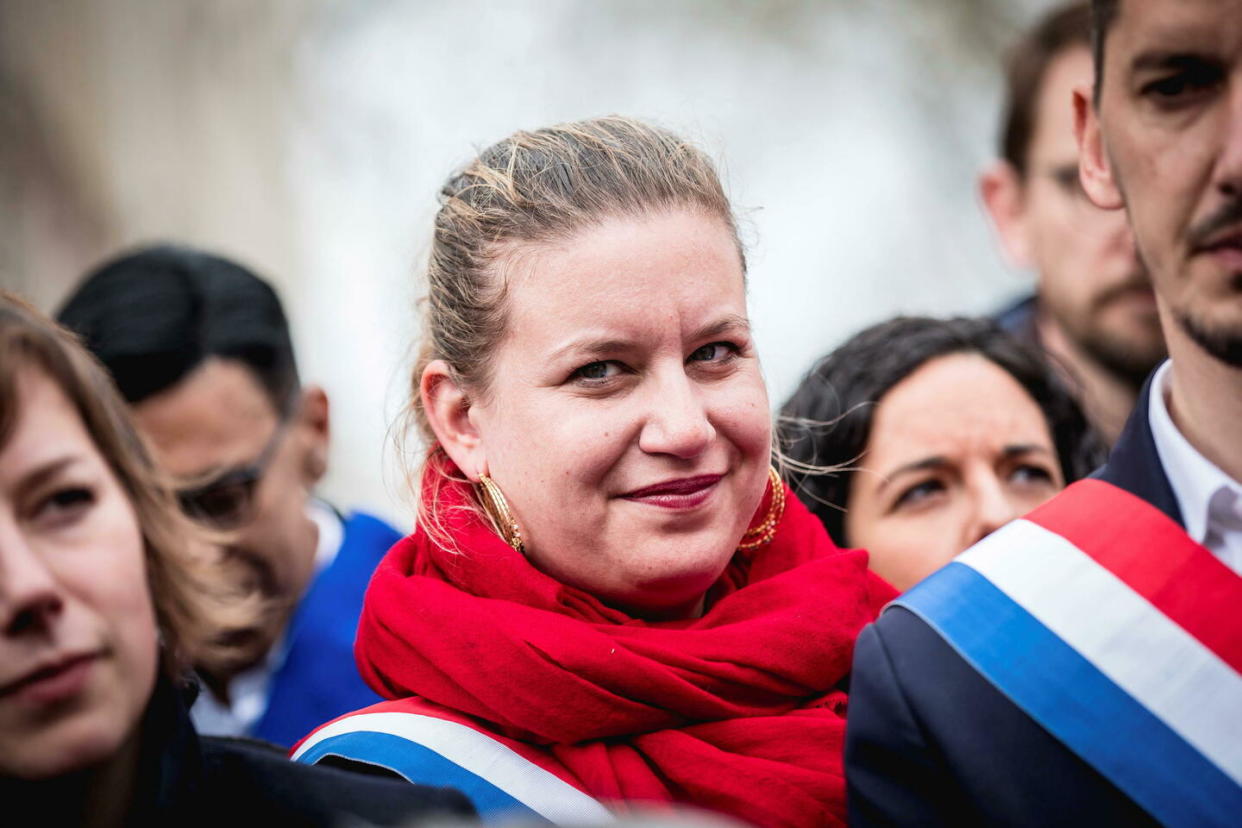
[2,0,1053,528]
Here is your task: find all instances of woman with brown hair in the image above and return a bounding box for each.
[0,293,471,826]
[293,117,894,827]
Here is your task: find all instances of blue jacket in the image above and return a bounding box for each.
[251,511,402,748]
[844,377,1175,826]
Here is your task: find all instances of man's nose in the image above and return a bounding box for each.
[1218,82,1242,199]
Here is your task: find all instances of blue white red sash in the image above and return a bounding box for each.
[292,709,615,824]
[892,479,1242,828]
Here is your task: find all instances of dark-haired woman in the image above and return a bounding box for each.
[0,292,472,826]
[781,316,1103,591]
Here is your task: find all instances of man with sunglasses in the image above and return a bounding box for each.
[58,244,402,748]
[980,1,1165,445]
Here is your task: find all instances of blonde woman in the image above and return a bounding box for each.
[294,118,894,827]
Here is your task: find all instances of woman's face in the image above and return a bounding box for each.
[844,353,1065,592]
[0,370,159,778]
[457,209,770,618]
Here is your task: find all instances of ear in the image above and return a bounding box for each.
[1074,84,1125,210]
[421,360,486,481]
[979,160,1034,268]
[295,385,330,485]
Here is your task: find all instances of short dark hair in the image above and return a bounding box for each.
[57,244,299,413]
[778,316,1104,546]
[1090,0,1120,103]
[1000,2,1092,176]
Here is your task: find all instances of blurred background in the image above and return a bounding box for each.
[1,0,1053,526]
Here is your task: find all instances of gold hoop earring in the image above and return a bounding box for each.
[477,474,525,554]
[737,466,785,551]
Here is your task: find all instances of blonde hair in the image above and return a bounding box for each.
[401,116,745,548]
[0,291,257,677]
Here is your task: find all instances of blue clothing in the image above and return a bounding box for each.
[993,292,1041,351]
[845,375,1181,826]
[252,511,401,747]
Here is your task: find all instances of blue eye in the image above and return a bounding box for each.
[571,361,621,384]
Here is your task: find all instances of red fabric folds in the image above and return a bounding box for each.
[355,472,895,827]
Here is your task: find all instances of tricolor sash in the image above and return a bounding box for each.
[292,706,615,824]
[892,479,1242,828]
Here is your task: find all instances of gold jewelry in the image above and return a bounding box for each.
[737,466,785,551]
[476,474,525,554]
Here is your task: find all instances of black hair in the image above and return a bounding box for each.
[1091,0,1119,103]
[57,244,299,413]
[778,316,1105,546]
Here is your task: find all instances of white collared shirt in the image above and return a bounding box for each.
[1148,361,1242,576]
[190,499,344,738]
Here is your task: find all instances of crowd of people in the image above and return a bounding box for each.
[1,0,1238,825]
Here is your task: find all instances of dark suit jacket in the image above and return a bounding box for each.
[845,377,1176,826]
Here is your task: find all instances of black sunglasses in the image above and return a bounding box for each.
[176,420,290,529]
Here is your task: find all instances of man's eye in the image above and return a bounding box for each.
[1142,65,1222,103]
[1051,168,1086,198]
[1147,75,1191,97]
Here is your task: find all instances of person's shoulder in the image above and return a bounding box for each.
[341,509,405,552]
[991,292,1041,348]
[858,605,963,685]
[200,734,474,825]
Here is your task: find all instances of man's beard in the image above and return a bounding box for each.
[1177,273,1242,369]
[1180,200,1242,368]
[1075,320,1166,387]
[1054,274,1167,388]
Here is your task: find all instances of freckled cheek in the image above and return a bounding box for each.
[708,394,772,459]
[497,405,635,489]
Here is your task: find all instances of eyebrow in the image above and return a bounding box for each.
[15,455,81,494]
[691,314,751,342]
[876,443,1054,494]
[1130,50,1217,75]
[547,314,751,363]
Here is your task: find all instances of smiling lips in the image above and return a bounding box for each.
[0,651,99,705]
[620,474,724,509]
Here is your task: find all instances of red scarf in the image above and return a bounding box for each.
[355,471,894,827]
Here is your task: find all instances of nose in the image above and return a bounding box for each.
[0,523,64,637]
[966,476,1021,548]
[638,369,716,459]
[1219,83,1242,198]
